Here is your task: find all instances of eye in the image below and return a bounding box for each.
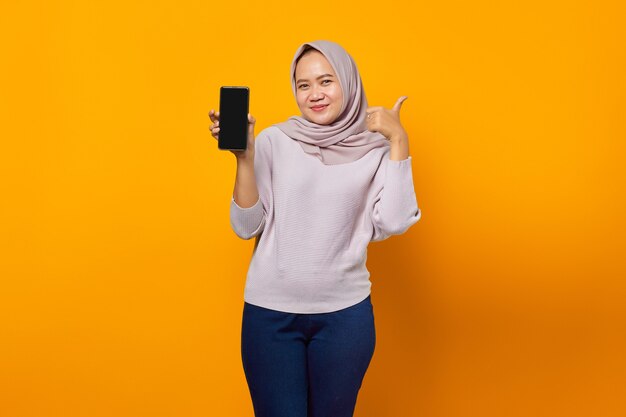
[298,84,308,89]
[322,79,331,84]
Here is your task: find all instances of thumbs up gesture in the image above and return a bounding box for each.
[366,96,409,142]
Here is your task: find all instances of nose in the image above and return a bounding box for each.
[309,85,325,101]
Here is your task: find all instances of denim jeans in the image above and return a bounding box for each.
[241,295,376,417]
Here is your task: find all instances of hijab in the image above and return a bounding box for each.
[272,40,389,165]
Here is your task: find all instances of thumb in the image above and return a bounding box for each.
[248,113,256,137]
[392,96,408,113]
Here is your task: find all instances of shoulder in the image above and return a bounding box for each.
[256,126,286,142]
[255,126,289,152]
[375,144,391,167]
[253,126,284,159]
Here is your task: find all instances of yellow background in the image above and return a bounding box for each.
[1,0,625,416]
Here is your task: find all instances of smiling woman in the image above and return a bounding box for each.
[294,46,344,125]
[227,39,422,417]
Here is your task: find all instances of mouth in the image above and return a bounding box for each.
[310,104,328,112]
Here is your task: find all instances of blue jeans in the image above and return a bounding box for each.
[241,295,376,417]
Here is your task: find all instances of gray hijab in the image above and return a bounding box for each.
[272,40,389,165]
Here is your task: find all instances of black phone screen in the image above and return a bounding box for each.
[218,86,249,151]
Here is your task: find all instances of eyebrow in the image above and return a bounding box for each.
[296,74,334,84]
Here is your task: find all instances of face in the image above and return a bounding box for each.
[294,51,344,125]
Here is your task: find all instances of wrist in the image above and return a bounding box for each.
[235,152,255,162]
[389,130,408,143]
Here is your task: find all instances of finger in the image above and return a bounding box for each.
[248,113,256,138]
[392,96,408,112]
[366,110,378,121]
[209,109,218,122]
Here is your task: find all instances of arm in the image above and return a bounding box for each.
[366,100,421,241]
[229,132,272,240]
[371,145,422,242]
[233,157,259,208]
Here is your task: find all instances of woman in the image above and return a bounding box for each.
[209,40,421,417]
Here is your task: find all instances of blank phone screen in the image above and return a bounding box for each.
[218,86,249,151]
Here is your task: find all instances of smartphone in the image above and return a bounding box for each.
[218,86,249,151]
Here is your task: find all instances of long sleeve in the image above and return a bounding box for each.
[229,130,273,240]
[234,127,424,313]
[370,155,421,242]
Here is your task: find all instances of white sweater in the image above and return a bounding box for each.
[230,126,421,313]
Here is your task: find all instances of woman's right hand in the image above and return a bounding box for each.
[209,109,256,161]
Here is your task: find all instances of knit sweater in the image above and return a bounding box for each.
[229,126,421,313]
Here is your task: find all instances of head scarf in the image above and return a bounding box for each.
[272,40,389,165]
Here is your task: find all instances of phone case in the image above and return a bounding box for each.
[218,86,249,151]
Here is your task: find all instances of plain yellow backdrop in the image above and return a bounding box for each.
[1,0,625,416]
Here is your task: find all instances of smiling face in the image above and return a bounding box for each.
[294,50,344,125]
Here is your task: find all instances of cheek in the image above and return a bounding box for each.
[332,88,343,111]
[331,86,342,103]
[300,90,312,100]
[296,94,306,110]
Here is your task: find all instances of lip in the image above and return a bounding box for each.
[310,104,328,112]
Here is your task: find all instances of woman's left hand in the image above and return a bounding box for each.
[366,96,409,142]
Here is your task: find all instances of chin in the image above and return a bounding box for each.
[312,117,329,125]
[308,112,337,125]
